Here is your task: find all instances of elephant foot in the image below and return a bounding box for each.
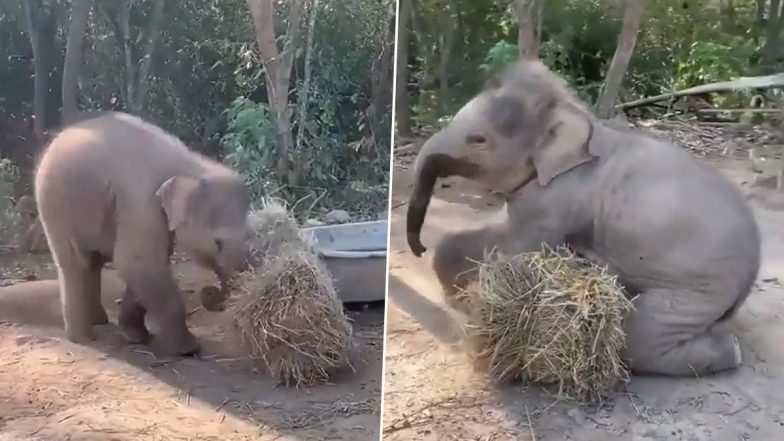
[153,330,201,358]
[120,325,151,345]
[713,331,742,368]
[65,326,97,344]
[91,307,110,325]
[118,295,150,344]
[627,324,743,376]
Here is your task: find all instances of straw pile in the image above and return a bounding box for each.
[224,199,353,387]
[463,245,633,401]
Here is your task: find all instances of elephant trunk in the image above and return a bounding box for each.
[406,138,480,257]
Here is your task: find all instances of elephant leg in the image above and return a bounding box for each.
[120,271,199,356]
[84,255,109,325]
[56,264,99,343]
[624,288,742,376]
[45,226,97,343]
[433,229,484,311]
[433,220,561,310]
[118,288,150,344]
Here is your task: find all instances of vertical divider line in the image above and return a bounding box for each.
[378,0,402,439]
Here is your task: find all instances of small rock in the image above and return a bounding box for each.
[325,209,351,224]
[304,218,325,227]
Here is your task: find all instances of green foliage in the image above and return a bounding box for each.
[405,0,782,127]
[479,40,519,76]
[0,157,20,238]
[676,38,759,88]
[220,98,278,203]
[0,0,393,219]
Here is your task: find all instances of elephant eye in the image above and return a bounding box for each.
[466,132,487,145]
[215,238,224,252]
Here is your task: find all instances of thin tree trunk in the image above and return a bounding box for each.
[131,0,164,113]
[596,0,647,119]
[757,0,766,28]
[437,5,455,113]
[516,0,540,59]
[120,0,134,109]
[370,2,394,141]
[763,0,782,64]
[410,0,423,46]
[293,0,320,186]
[719,0,737,32]
[23,0,47,142]
[246,0,306,184]
[395,0,412,136]
[62,0,91,124]
[752,0,766,43]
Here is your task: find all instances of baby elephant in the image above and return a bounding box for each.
[35,112,251,356]
[408,60,760,377]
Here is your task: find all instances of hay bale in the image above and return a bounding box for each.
[246,199,310,255]
[464,245,633,401]
[225,199,353,387]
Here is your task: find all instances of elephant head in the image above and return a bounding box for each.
[156,173,251,279]
[407,60,600,257]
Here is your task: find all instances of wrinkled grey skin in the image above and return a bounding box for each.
[35,112,251,356]
[407,60,761,377]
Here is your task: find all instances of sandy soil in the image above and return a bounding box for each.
[0,254,383,441]
[382,150,784,440]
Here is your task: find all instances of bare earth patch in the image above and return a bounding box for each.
[383,123,784,440]
[0,254,383,441]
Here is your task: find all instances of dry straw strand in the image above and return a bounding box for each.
[464,244,633,401]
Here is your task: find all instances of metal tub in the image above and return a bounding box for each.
[300,220,388,303]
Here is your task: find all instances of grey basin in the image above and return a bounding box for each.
[300,220,387,303]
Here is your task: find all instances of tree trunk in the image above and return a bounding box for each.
[395,0,412,136]
[757,0,766,27]
[131,0,165,113]
[293,0,320,186]
[437,5,455,113]
[752,0,766,43]
[516,0,540,59]
[719,0,737,32]
[370,2,394,143]
[62,0,91,125]
[119,0,134,109]
[23,0,47,143]
[763,0,783,64]
[595,0,647,119]
[246,0,305,184]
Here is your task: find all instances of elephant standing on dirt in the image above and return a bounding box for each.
[35,112,251,356]
[406,60,761,377]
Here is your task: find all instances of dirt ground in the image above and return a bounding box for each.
[0,253,383,440]
[383,137,784,440]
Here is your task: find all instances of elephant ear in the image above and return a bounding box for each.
[156,175,204,231]
[532,104,594,186]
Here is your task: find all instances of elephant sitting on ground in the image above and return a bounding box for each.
[35,112,251,356]
[406,60,761,377]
